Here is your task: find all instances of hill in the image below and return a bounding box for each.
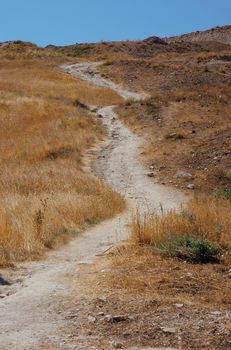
[166,25,231,45]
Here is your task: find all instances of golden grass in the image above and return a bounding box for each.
[102,243,231,306]
[0,59,125,266]
[131,196,231,247]
[96,196,231,306]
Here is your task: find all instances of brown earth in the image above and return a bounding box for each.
[48,250,231,350]
[97,36,231,193]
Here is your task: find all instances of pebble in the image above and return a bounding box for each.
[98,296,107,303]
[210,311,222,316]
[147,172,154,177]
[161,326,177,334]
[88,315,96,323]
[105,314,134,323]
[174,171,193,178]
[111,340,123,349]
[101,268,111,273]
[97,311,105,316]
[175,303,184,308]
[187,183,195,189]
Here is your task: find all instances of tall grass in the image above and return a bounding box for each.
[131,196,231,250]
[0,60,124,266]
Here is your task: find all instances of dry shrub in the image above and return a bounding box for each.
[102,196,231,304]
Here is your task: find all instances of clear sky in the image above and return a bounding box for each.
[1,0,230,47]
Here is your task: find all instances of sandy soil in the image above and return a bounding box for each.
[0,63,187,350]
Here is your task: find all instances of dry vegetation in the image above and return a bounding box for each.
[101,49,231,193]
[60,196,231,349]
[131,196,231,254]
[52,29,231,349]
[0,49,124,266]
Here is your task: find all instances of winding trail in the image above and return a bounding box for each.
[0,62,187,350]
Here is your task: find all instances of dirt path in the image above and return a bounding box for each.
[0,62,187,350]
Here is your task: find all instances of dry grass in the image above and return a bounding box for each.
[131,196,231,248]
[95,195,231,305]
[0,59,124,266]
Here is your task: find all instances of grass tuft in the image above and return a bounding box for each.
[153,234,221,263]
[131,196,231,263]
[213,188,231,202]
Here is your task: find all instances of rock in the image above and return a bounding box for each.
[211,311,222,316]
[0,294,7,298]
[174,171,193,179]
[105,315,113,322]
[123,331,131,337]
[187,183,195,189]
[105,315,133,323]
[88,315,96,323]
[0,276,11,286]
[161,326,177,334]
[101,268,111,273]
[175,303,184,308]
[98,296,107,303]
[111,340,123,349]
[149,165,154,170]
[97,311,104,316]
[147,172,154,177]
[90,107,98,113]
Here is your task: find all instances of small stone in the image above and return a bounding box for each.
[88,315,96,323]
[174,171,193,178]
[187,183,195,189]
[111,340,123,349]
[211,311,222,316]
[123,331,130,337]
[149,165,154,170]
[97,312,104,316]
[128,316,135,321]
[147,172,154,177]
[0,294,6,299]
[98,296,107,303]
[105,315,113,322]
[105,315,130,323]
[175,303,184,308]
[161,326,177,334]
[101,268,111,273]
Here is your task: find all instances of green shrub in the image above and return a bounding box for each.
[72,45,90,57]
[153,234,221,263]
[213,188,231,202]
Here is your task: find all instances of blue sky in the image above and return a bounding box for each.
[1,0,230,46]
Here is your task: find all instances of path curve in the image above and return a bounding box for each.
[0,62,187,350]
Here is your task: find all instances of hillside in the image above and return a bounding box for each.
[97,26,231,194]
[166,25,231,45]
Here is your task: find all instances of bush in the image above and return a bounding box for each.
[72,46,90,57]
[213,188,231,202]
[153,234,221,263]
